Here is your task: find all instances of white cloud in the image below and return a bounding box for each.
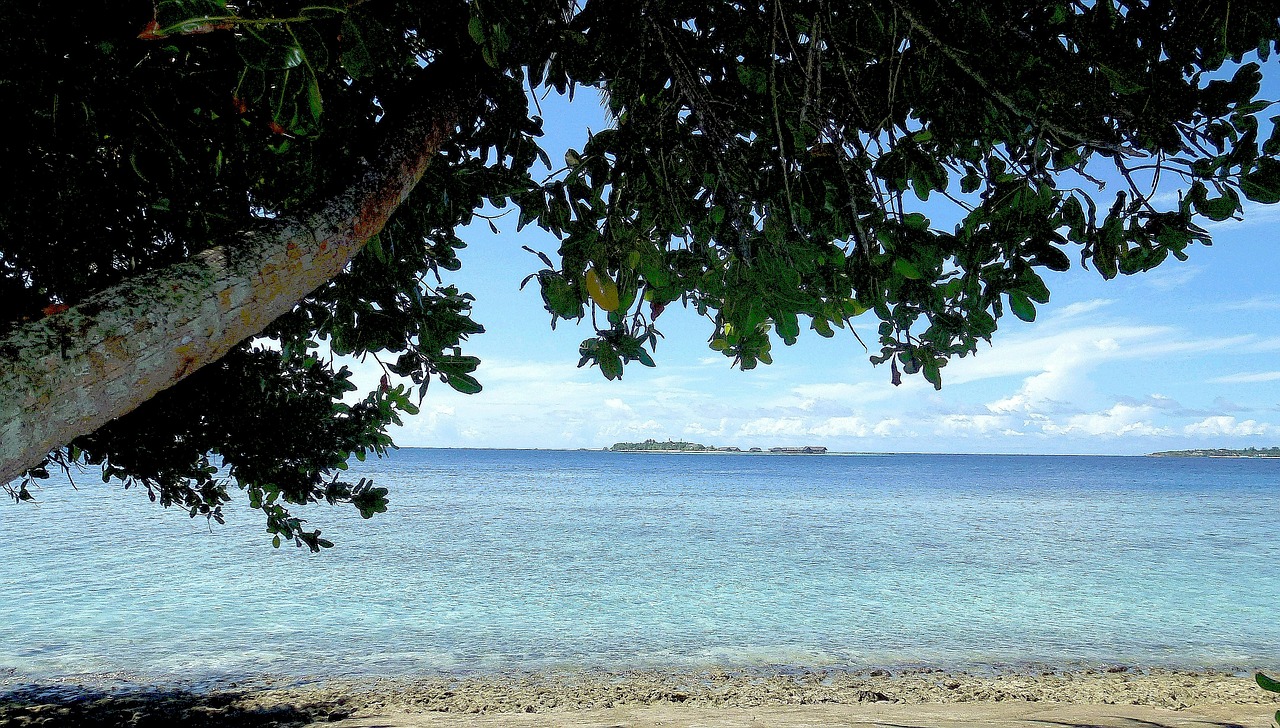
[973,324,1148,415]
[941,299,1279,441]
[1216,296,1280,313]
[985,368,1075,414]
[1143,264,1202,290]
[944,323,1171,387]
[1042,403,1170,437]
[872,419,903,437]
[603,398,635,415]
[1210,371,1280,384]
[933,413,1020,436]
[787,381,900,410]
[1112,393,1182,411]
[1183,416,1273,437]
[684,419,730,438]
[736,417,810,438]
[944,296,1269,395]
[1051,299,1115,319]
[809,416,873,437]
[728,414,906,441]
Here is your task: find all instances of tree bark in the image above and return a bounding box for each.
[0,87,475,485]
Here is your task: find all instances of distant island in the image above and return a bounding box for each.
[610,440,717,452]
[609,439,827,454]
[1148,447,1280,458]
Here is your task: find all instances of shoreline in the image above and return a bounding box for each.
[3,666,1278,727]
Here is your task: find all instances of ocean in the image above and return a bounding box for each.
[1,449,1277,683]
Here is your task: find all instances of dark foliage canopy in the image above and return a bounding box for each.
[3,0,1278,548]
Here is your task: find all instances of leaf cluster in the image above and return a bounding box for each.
[512,0,1280,389]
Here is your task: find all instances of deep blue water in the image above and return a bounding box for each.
[1,449,1277,682]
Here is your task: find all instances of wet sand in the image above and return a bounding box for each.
[2,667,1277,727]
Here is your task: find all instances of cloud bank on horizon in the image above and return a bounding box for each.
[384,300,1280,455]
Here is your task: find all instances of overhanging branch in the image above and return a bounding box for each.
[0,79,478,485]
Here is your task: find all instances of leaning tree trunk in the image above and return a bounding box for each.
[0,89,475,485]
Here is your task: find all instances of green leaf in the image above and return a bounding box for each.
[1097,64,1144,94]
[1061,196,1087,236]
[446,373,483,395]
[894,258,923,280]
[340,18,372,80]
[764,218,785,245]
[774,311,801,343]
[281,45,304,70]
[1242,158,1280,204]
[736,65,766,94]
[353,485,389,519]
[365,233,386,264]
[910,160,946,201]
[468,15,486,45]
[922,358,942,390]
[1008,292,1036,322]
[1196,191,1239,221]
[306,76,323,124]
[1035,246,1072,272]
[1257,673,1280,693]
[491,24,511,53]
[599,350,624,379]
[1053,147,1082,170]
[539,272,583,319]
[1264,115,1280,156]
[902,212,929,231]
[1019,271,1051,303]
[1094,218,1122,279]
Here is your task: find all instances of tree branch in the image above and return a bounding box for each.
[0,76,479,485]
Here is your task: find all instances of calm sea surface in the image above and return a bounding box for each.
[1,449,1277,683]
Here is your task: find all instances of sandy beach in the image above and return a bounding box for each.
[3,667,1277,727]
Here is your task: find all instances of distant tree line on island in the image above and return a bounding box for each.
[608,440,828,454]
[610,440,717,452]
[1149,447,1280,458]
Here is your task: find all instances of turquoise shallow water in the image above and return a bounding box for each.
[1,449,1277,682]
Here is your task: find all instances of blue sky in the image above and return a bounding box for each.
[360,68,1280,456]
